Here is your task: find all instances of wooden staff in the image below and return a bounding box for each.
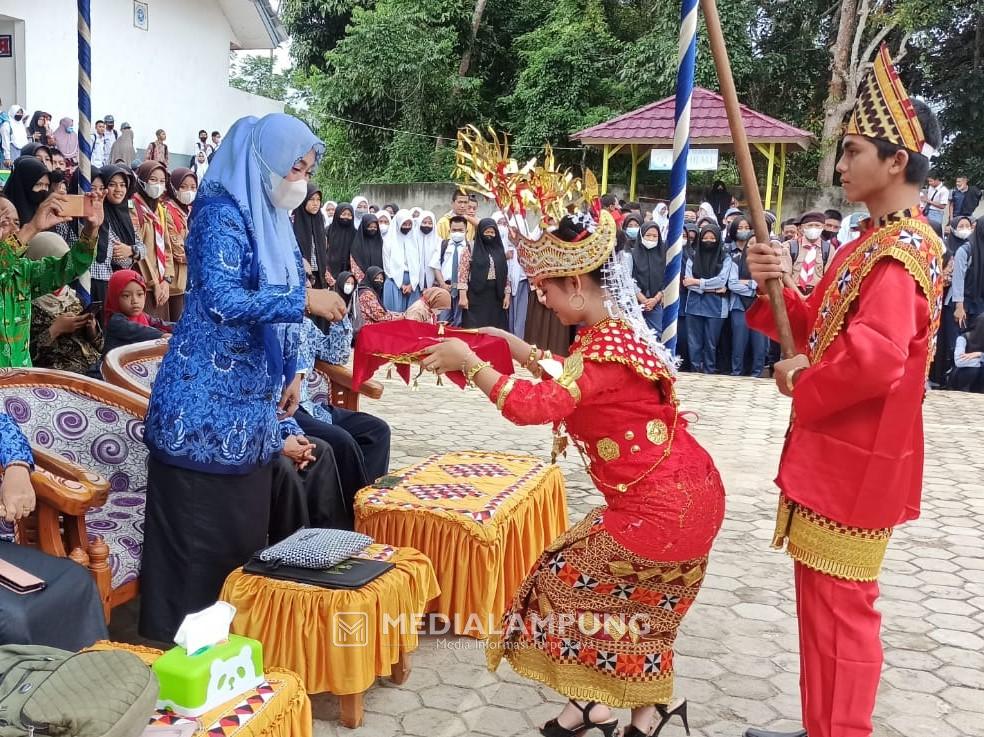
[699,0,796,359]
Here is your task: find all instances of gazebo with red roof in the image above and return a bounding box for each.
[573,87,814,220]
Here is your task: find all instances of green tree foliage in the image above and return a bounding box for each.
[285,0,967,192]
[229,53,291,102]
[907,1,984,183]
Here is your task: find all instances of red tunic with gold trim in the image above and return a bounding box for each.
[746,210,943,578]
[485,318,725,707]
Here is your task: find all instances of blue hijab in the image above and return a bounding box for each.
[201,114,324,287]
[197,114,325,386]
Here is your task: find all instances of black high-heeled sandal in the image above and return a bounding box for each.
[540,700,619,737]
[653,698,689,736]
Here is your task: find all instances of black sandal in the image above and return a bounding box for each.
[540,700,619,737]
[653,699,689,736]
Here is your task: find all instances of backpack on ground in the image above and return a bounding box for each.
[0,644,158,737]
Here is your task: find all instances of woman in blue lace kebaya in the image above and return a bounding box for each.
[139,114,347,641]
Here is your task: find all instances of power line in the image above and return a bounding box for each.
[319,111,588,152]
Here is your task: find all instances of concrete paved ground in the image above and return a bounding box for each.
[112,372,984,736]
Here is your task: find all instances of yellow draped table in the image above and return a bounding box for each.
[355,451,569,638]
[89,641,312,737]
[219,545,439,728]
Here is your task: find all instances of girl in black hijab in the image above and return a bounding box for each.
[707,180,731,223]
[292,184,329,288]
[351,213,384,275]
[684,223,729,373]
[461,217,509,329]
[3,156,50,224]
[91,165,140,307]
[325,202,357,285]
[632,221,667,333]
[335,270,357,309]
[18,142,53,169]
[27,112,51,145]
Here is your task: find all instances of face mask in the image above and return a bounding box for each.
[29,189,49,205]
[400,226,413,235]
[178,189,197,205]
[736,229,753,241]
[343,283,355,295]
[641,238,660,249]
[821,229,837,241]
[267,173,308,211]
[956,228,973,240]
[803,226,823,241]
[450,231,466,244]
[379,224,389,235]
[420,225,433,235]
[142,181,166,200]
[14,114,23,121]
[67,127,75,134]
[625,226,639,239]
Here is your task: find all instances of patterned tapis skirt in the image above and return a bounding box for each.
[486,508,708,708]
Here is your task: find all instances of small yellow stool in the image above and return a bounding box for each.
[220,545,438,728]
[355,451,569,637]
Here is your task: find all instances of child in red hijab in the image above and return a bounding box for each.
[100,269,172,360]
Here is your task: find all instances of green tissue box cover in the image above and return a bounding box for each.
[152,634,264,717]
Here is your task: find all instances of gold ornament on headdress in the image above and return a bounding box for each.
[845,44,935,158]
[453,126,615,280]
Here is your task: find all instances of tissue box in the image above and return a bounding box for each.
[153,634,264,717]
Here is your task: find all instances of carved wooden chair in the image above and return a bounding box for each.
[0,368,149,621]
[103,339,384,409]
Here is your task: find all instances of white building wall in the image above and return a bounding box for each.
[0,0,283,158]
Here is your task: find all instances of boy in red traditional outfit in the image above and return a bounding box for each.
[742,47,945,737]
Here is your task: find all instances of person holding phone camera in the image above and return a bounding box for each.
[0,187,105,368]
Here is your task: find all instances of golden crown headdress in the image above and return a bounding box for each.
[845,44,935,158]
[454,126,614,280]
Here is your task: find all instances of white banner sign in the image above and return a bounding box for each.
[649,148,719,171]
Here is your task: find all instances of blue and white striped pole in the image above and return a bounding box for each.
[77,0,92,192]
[661,0,698,354]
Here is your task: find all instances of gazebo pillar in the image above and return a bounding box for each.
[602,144,610,192]
[629,144,639,200]
[776,143,787,224]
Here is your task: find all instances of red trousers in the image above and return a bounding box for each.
[795,561,883,737]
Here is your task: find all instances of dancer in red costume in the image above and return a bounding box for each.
[422,132,725,737]
[742,47,944,737]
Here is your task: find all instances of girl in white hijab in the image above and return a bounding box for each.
[382,209,422,311]
[697,201,717,227]
[351,196,369,228]
[416,210,439,290]
[2,105,29,163]
[321,200,337,227]
[654,202,670,241]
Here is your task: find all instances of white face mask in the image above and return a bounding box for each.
[177,189,197,205]
[956,228,973,240]
[343,283,355,295]
[143,181,166,200]
[641,238,660,249]
[269,173,308,211]
[379,223,389,235]
[803,226,823,241]
[450,231,466,244]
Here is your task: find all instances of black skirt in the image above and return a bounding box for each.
[462,278,508,330]
[138,458,272,643]
[0,542,108,650]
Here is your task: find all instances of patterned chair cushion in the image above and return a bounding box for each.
[2,388,146,590]
[122,358,160,390]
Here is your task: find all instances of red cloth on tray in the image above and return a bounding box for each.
[352,320,514,390]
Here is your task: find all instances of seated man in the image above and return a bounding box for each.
[290,317,391,505]
[0,413,108,650]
